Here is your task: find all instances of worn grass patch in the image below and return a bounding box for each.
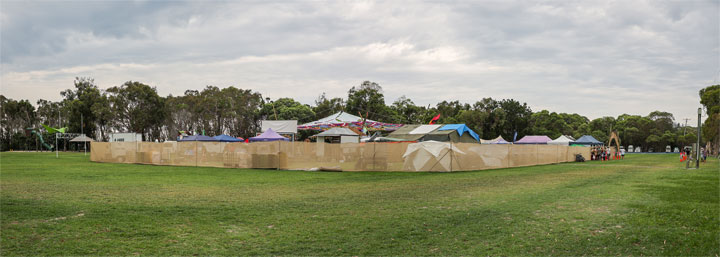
[1,152,718,255]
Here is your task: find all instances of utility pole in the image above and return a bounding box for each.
[683,118,690,135]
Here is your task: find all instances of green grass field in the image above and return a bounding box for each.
[1,152,718,256]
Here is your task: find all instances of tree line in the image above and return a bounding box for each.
[2,78,718,154]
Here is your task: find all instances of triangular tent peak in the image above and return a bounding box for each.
[572,135,603,146]
[548,135,574,145]
[298,111,403,132]
[249,128,289,142]
[515,135,552,144]
[301,111,375,126]
[481,136,510,144]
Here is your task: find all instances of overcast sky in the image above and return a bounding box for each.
[1,0,718,122]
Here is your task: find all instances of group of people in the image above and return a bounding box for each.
[681,147,709,163]
[590,146,623,161]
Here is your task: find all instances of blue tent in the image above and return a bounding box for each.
[213,134,243,142]
[178,135,218,142]
[572,135,603,146]
[437,124,480,142]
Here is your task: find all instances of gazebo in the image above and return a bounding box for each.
[514,135,552,144]
[213,135,243,142]
[249,128,289,142]
[571,135,603,146]
[70,135,95,155]
[548,135,575,146]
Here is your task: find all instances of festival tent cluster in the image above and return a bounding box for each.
[388,124,480,143]
[298,112,403,132]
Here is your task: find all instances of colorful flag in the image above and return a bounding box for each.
[429,114,441,124]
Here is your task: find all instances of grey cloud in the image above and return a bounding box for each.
[0,0,717,121]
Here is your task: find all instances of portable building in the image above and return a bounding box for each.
[110,133,142,142]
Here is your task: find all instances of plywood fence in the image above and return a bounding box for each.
[90,141,590,172]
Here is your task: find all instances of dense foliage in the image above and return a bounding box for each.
[1,79,717,154]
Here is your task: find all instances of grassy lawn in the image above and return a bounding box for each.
[1,152,718,256]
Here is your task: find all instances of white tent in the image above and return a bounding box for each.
[480,136,510,144]
[548,135,575,145]
[402,141,464,172]
[261,120,298,134]
[69,135,95,142]
[300,112,375,126]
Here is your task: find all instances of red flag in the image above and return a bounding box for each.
[429,114,441,125]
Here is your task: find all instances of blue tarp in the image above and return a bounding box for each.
[178,135,219,141]
[572,135,603,145]
[213,134,243,142]
[438,124,480,141]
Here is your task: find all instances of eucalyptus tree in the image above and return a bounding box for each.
[0,96,36,150]
[106,81,167,141]
[346,81,395,121]
[700,85,719,154]
[260,97,315,124]
[60,77,106,138]
[313,93,345,120]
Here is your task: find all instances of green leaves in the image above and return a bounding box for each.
[106,81,166,141]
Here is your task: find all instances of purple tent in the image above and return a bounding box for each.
[249,128,290,142]
[514,135,552,144]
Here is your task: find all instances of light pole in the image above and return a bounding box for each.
[266,97,278,120]
[696,107,701,169]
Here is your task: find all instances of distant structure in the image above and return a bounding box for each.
[110,133,142,142]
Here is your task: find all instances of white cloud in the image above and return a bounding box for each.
[1,0,717,122]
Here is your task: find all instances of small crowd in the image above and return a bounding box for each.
[590,146,624,161]
[680,147,708,163]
